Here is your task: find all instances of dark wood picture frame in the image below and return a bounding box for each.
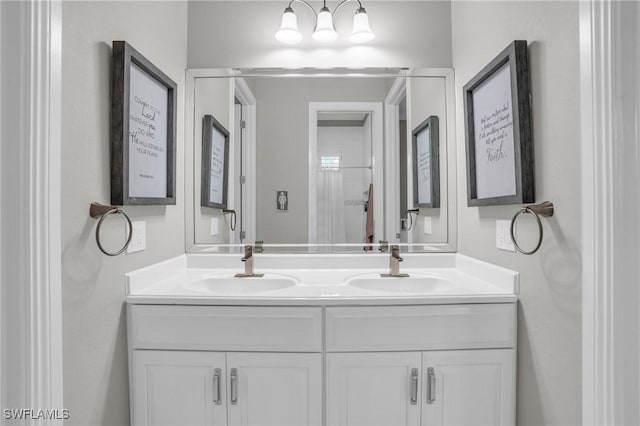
[111,40,177,205]
[412,116,440,208]
[463,40,534,207]
[201,115,230,209]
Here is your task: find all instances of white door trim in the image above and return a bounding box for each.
[384,77,406,243]
[0,0,63,422]
[308,102,384,244]
[233,77,257,244]
[580,1,613,423]
[581,1,640,424]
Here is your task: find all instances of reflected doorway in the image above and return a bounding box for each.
[316,112,373,244]
[308,102,384,246]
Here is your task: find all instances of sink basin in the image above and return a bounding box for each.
[185,274,296,294]
[348,275,457,294]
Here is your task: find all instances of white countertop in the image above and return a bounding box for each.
[125,253,519,306]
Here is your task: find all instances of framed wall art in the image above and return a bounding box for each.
[412,115,440,208]
[463,40,534,207]
[201,114,230,209]
[111,41,177,205]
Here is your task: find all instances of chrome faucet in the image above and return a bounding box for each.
[381,245,409,278]
[235,245,264,278]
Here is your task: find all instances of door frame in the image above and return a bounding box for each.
[232,77,257,244]
[308,102,384,244]
[580,1,640,424]
[383,77,407,243]
[0,0,64,421]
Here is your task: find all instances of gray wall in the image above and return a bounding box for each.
[61,2,187,425]
[451,2,581,425]
[187,1,452,69]
[252,77,389,243]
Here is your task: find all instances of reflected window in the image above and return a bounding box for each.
[320,155,340,170]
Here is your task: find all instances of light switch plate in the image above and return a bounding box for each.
[496,220,515,252]
[423,216,432,235]
[127,221,146,254]
[211,217,219,235]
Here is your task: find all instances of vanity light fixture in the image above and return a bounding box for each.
[275,0,375,44]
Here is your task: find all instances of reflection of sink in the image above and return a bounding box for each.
[348,275,456,294]
[185,274,296,294]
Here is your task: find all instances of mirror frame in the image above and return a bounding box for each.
[184,68,457,253]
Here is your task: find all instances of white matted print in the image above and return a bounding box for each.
[471,62,516,200]
[128,62,169,198]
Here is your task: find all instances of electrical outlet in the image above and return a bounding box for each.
[496,220,515,252]
[423,216,432,235]
[211,217,219,235]
[127,221,146,254]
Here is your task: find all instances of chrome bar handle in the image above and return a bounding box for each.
[230,368,238,405]
[410,368,419,405]
[213,368,222,405]
[426,367,436,404]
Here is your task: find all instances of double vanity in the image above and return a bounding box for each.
[126,251,518,426]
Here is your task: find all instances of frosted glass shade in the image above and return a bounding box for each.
[350,8,375,43]
[312,7,338,42]
[275,8,303,44]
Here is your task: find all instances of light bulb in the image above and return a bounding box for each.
[312,6,338,42]
[275,7,303,44]
[350,7,375,43]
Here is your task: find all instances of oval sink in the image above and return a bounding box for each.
[185,275,296,294]
[348,275,456,294]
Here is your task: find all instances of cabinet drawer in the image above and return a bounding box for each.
[129,305,322,352]
[326,304,516,351]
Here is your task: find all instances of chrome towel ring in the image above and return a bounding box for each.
[510,201,554,255]
[89,202,132,256]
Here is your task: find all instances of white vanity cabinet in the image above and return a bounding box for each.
[421,349,515,426]
[128,303,516,426]
[128,305,323,426]
[326,352,423,426]
[226,352,322,426]
[324,304,516,426]
[326,350,514,426]
[132,350,228,426]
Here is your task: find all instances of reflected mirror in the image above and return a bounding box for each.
[185,69,456,253]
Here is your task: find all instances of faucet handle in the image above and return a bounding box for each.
[390,245,403,260]
[242,244,253,261]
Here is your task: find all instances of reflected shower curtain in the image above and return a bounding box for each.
[317,169,346,244]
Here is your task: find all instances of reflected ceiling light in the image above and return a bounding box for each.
[275,0,374,44]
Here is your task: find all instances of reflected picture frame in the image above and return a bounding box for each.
[463,40,534,207]
[111,41,177,205]
[412,116,440,208]
[201,114,230,209]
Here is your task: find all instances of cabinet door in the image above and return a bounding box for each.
[327,352,422,426]
[227,352,322,426]
[422,349,515,426]
[131,350,227,426]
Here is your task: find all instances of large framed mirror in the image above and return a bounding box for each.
[185,68,456,253]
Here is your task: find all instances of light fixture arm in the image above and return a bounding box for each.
[286,0,318,18]
[332,0,364,18]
